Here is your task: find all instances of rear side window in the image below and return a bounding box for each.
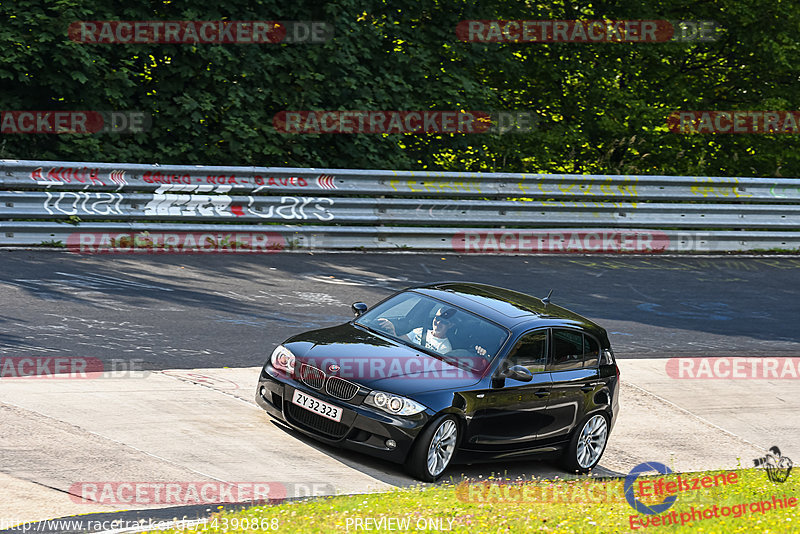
[549,329,601,370]
[583,335,600,368]
[550,329,584,371]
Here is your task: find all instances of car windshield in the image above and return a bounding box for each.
[355,291,509,371]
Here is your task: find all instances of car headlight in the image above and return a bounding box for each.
[270,345,295,375]
[365,390,427,416]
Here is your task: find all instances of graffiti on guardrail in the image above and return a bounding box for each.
[31,166,105,185]
[35,184,337,219]
[142,185,234,217]
[453,230,670,253]
[141,187,334,220]
[769,185,800,198]
[27,167,337,191]
[386,178,640,198]
[5,159,800,253]
[44,191,125,216]
[389,179,484,194]
[144,172,323,187]
[142,172,192,185]
[109,171,127,186]
[29,167,128,188]
[691,178,753,198]
[260,196,334,220]
[517,179,639,198]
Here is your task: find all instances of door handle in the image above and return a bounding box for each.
[535,389,550,398]
[581,382,602,392]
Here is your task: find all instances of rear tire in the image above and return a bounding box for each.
[561,412,609,473]
[404,415,459,482]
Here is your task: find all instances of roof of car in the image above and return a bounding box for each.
[412,281,604,334]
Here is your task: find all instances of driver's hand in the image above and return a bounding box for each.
[376,318,396,335]
[474,345,488,357]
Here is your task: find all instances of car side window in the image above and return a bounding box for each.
[550,329,585,371]
[583,335,600,368]
[506,330,547,373]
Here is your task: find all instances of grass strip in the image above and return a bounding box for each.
[150,467,798,533]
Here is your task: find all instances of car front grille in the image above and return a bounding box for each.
[285,403,349,439]
[326,376,360,401]
[298,364,325,390]
[297,363,362,401]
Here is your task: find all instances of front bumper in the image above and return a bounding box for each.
[255,364,430,465]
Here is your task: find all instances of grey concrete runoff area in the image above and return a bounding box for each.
[1,252,799,528]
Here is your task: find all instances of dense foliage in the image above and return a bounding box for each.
[1,0,798,176]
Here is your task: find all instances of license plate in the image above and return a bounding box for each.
[291,389,342,422]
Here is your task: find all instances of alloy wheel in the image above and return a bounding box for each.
[426,419,457,477]
[576,414,608,469]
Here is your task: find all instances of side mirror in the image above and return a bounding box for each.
[351,302,368,317]
[501,364,533,383]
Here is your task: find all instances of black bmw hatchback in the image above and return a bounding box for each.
[256,282,620,481]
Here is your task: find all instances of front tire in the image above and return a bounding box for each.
[561,412,609,473]
[404,415,459,482]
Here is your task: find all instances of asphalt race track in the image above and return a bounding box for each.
[2,252,799,366]
[1,251,800,530]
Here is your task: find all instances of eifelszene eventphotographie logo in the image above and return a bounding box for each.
[753,446,793,483]
[625,462,679,515]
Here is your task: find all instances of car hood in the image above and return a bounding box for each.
[284,323,485,395]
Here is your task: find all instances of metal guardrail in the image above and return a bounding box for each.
[3,159,800,201]
[3,190,800,228]
[1,159,799,253]
[0,222,796,254]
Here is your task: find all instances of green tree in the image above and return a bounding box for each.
[1,0,798,177]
